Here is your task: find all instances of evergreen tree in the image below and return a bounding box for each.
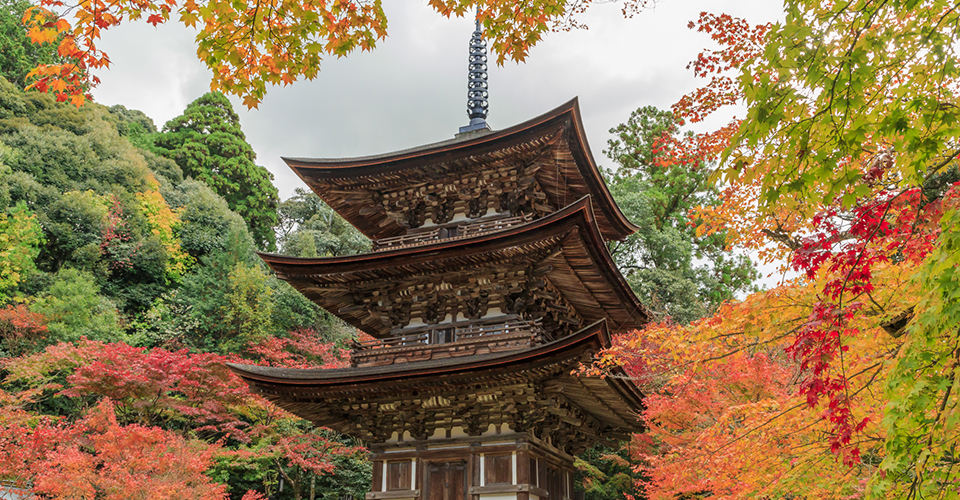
[277,188,369,257]
[154,92,279,250]
[605,106,756,324]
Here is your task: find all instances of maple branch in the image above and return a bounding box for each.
[708,401,805,455]
[760,228,801,251]
[927,147,960,177]
[832,188,905,422]
[864,290,886,314]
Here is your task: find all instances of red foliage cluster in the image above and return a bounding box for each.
[246,327,350,370]
[99,196,140,270]
[0,336,363,498]
[784,183,956,464]
[0,304,47,340]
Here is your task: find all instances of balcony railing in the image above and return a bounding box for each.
[372,214,534,251]
[350,317,546,367]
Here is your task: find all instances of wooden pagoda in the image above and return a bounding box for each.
[229,97,648,500]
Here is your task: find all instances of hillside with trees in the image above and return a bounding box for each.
[0,50,370,495]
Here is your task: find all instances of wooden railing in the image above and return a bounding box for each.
[372,214,534,251]
[351,318,545,367]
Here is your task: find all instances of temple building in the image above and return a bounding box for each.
[229,21,648,500]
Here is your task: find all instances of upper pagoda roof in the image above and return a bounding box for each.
[258,197,649,337]
[283,98,639,241]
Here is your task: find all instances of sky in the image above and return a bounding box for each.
[88,0,784,201]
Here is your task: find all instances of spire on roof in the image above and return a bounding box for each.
[458,16,491,135]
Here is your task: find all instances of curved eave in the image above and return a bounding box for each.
[284,98,639,241]
[228,319,645,432]
[258,196,649,331]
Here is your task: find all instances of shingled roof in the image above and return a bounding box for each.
[283,98,638,241]
[258,197,648,337]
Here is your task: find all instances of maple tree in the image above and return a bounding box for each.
[0,302,46,355]
[0,338,363,498]
[247,327,350,370]
[587,2,960,498]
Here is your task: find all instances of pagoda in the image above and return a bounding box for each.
[229,22,648,500]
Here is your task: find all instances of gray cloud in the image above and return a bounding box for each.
[90,0,783,199]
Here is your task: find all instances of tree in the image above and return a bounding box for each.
[153,93,279,251]
[223,263,275,352]
[605,106,756,324]
[167,178,255,261]
[586,4,960,499]
[278,188,370,258]
[246,327,349,370]
[18,0,650,108]
[0,338,366,498]
[679,6,960,497]
[16,400,231,500]
[574,445,640,500]
[29,268,128,344]
[0,303,47,355]
[0,200,42,300]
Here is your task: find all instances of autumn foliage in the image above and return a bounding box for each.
[0,337,360,499]
[589,2,960,499]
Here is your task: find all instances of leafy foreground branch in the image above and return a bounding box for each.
[19,0,653,107]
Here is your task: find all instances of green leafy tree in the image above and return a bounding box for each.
[175,234,253,353]
[153,92,279,250]
[223,262,275,352]
[30,268,128,344]
[165,178,254,260]
[0,200,42,301]
[270,278,354,344]
[605,106,756,324]
[278,188,369,257]
[39,189,108,273]
[574,445,639,500]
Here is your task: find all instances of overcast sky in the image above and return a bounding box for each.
[89,0,783,200]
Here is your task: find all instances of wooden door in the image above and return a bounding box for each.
[426,461,466,500]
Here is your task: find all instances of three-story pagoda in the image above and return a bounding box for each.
[230,22,648,500]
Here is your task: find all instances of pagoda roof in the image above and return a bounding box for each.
[259,197,649,337]
[227,319,644,442]
[283,98,639,241]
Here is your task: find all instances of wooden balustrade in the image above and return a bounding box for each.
[351,318,545,367]
[372,214,534,251]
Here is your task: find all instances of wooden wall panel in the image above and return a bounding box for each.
[546,466,560,500]
[517,450,531,485]
[387,461,412,490]
[538,458,547,490]
[484,454,512,485]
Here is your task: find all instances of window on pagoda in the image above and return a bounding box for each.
[431,329,455,344]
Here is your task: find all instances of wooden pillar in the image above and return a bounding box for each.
[516,449,530,500]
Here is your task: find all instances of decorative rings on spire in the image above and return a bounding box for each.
[467,18,489,122]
